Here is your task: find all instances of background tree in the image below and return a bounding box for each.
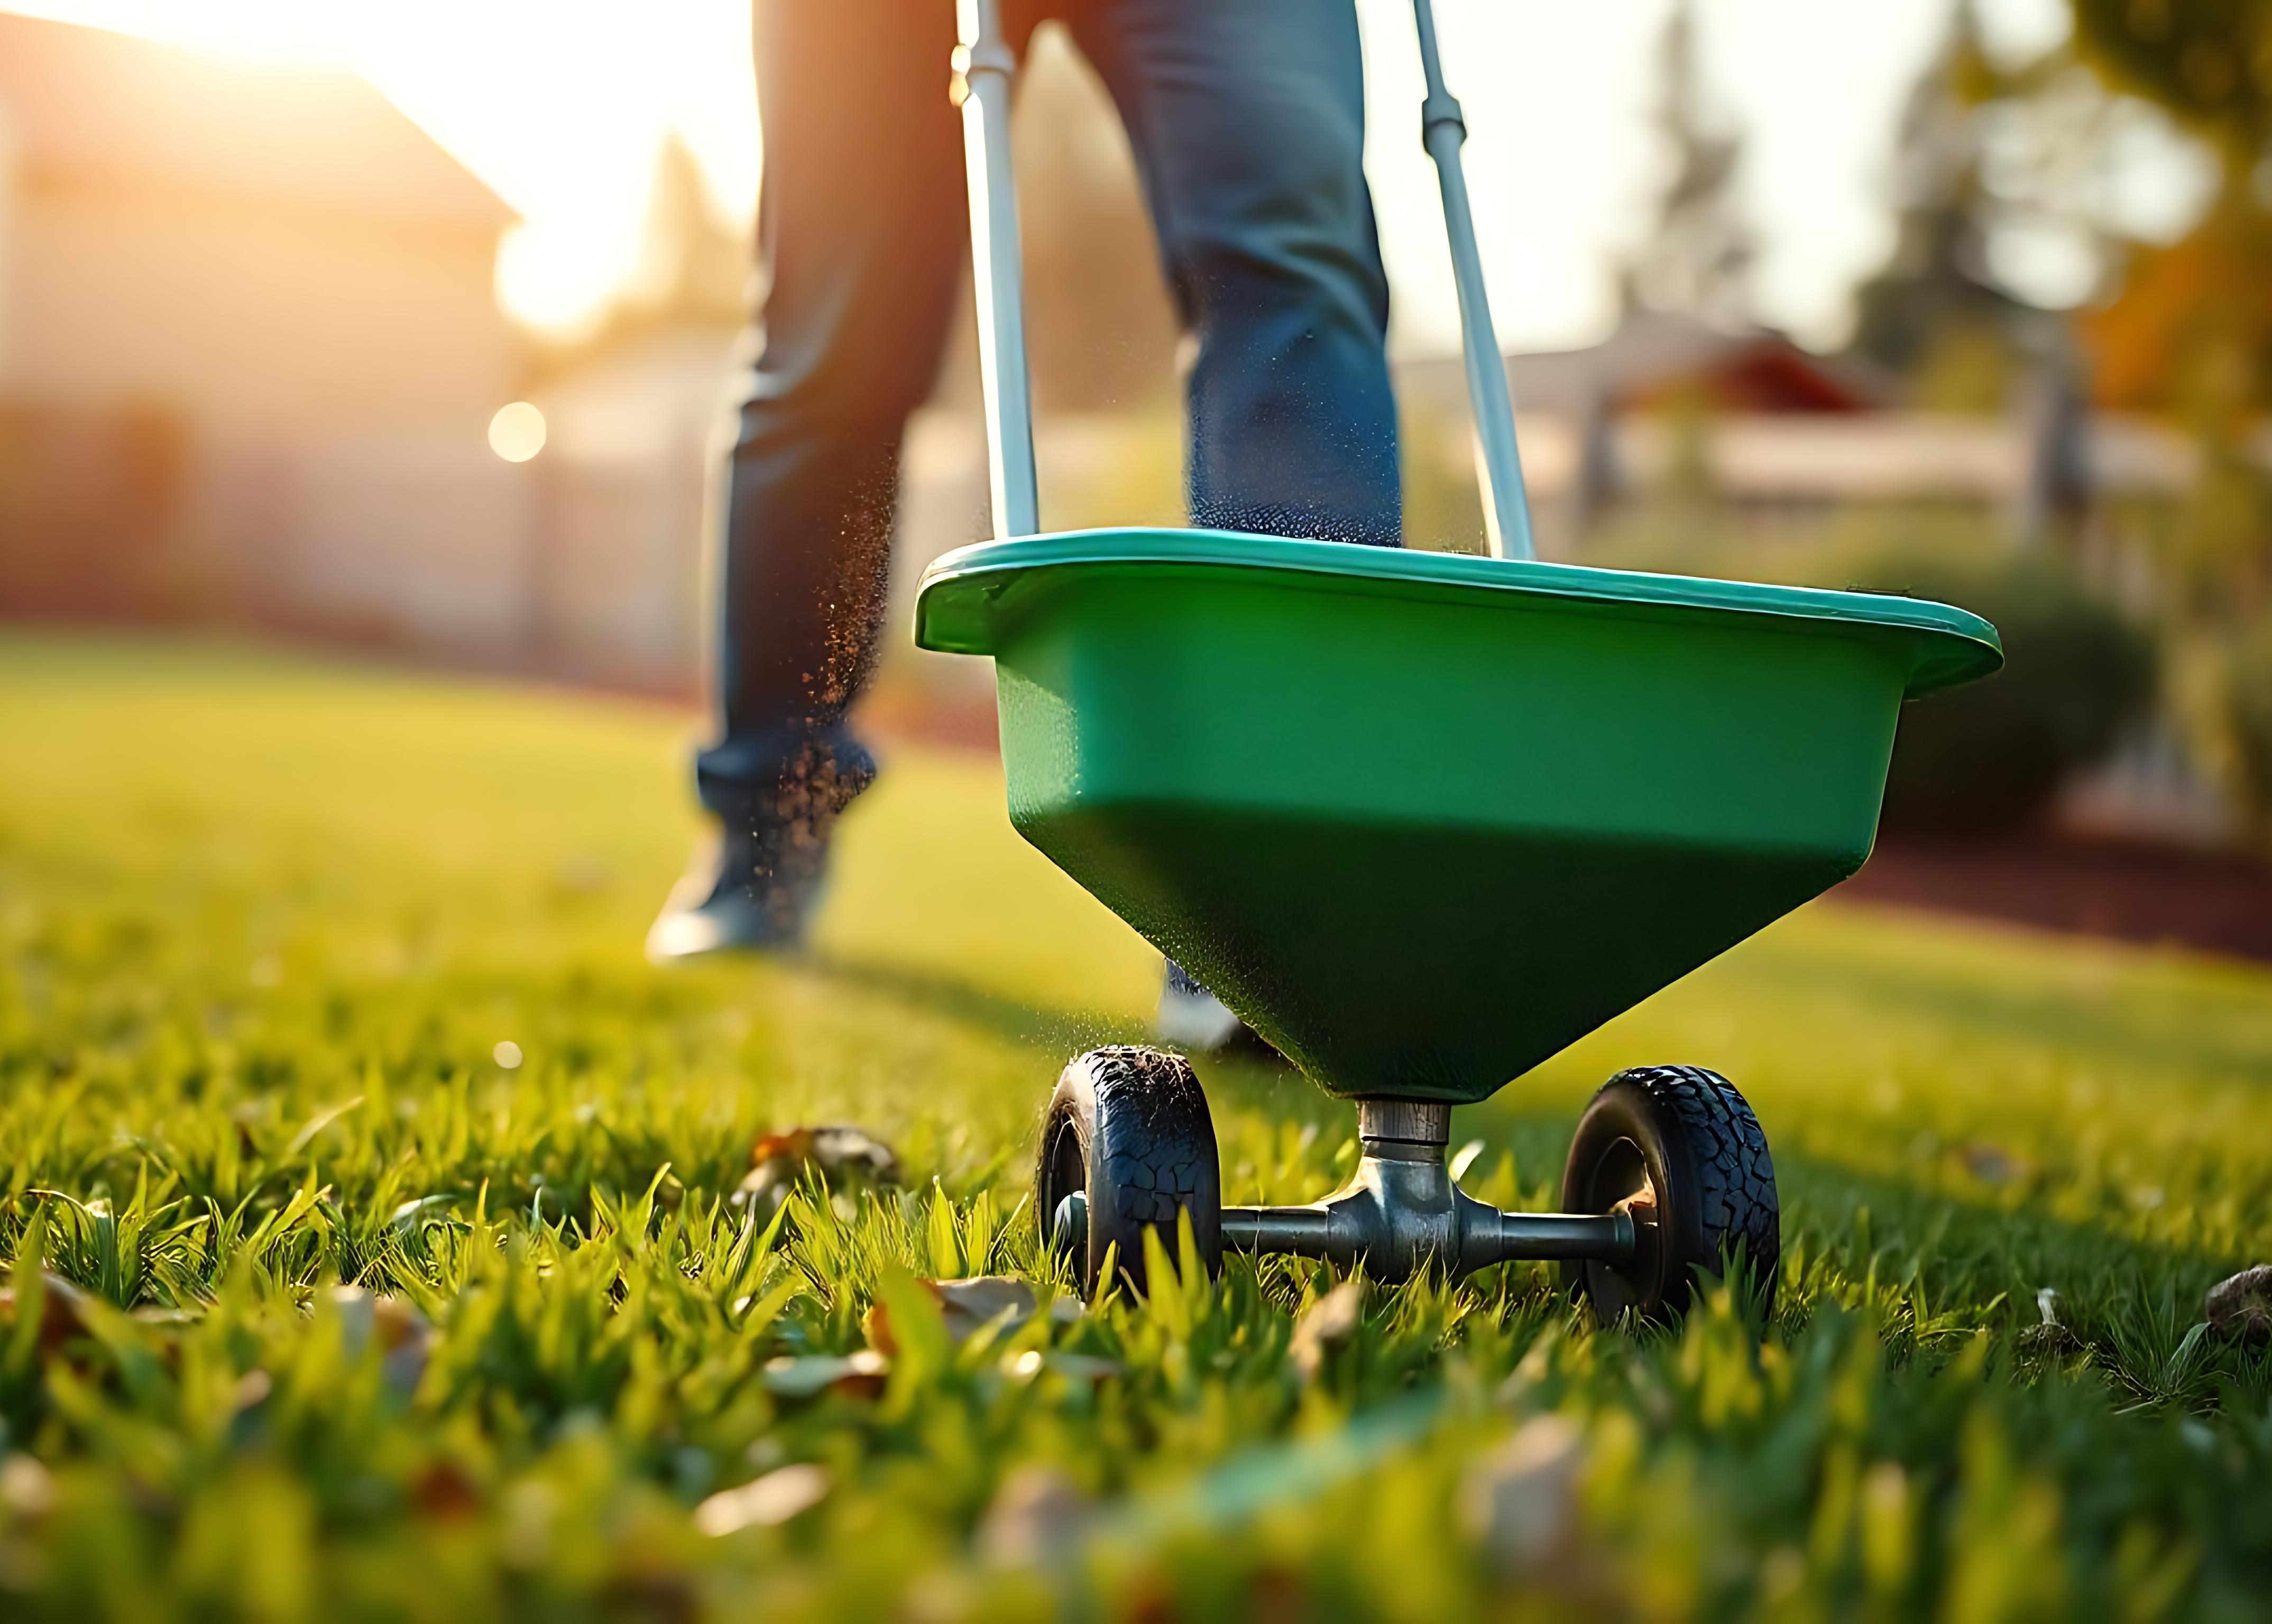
[1848,1,2032,410]
[2071,0,2272,159]
[2070,0,2272,422]
[2069,0,2272,830]
[1623,0,1754,330]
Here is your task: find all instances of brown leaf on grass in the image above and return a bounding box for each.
[1289,1281,1363,1383]
[1460,1415,1584,1579]
[2205,1265,2272,1342]
[732,1124,902,1217]
[866,1276,1036,1355]
[695,1462,832,1536]
[126,1308,199,1375]
[978,1465,1090,1568]
[1960,1143,2028,1186]
[410,1460,483,1521]
[0,1454,56,1519]
[998,1347,1123,1386]
[761,1350,888,1401]
[129,1307,200,1328]
[0,1271,89,1358]
[325,1286,434,1394]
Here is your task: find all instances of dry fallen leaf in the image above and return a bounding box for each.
[1290,1280,1363,1383]
[1461,1414,1584,1578]
[1960,1143,2028,1187]
[129,1306,200,1329]
[695,1462,832,1536]
[326,1285,434,1394]
[410,1460,484,1521]
[978,1465,1089,1568]
[1000,1347,1123,1387]
[733,1124,902,1217]
[761,1350,889,1401]
[0,1271,89,1359]
[0,1454,56,1519]
[867,1276,1035,1354]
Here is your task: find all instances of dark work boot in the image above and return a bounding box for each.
[645,819,834,962]
[656,732,875,963]
[1156,959,1280,1057]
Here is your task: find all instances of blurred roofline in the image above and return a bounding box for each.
[0,11,516,230]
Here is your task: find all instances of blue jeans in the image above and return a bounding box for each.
[699,0,1401,829]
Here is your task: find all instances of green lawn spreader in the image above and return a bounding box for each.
[918,0,2002,1317]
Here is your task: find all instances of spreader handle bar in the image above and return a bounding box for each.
[953,0,1041,539]
[953,0,1529,555]
[1412,0,1535,561]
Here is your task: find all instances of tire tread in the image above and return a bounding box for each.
[1619,1064,1780,1292]
[1087,1046,1215,1229]
[1038,1046,1220,1292]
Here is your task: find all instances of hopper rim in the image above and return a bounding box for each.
[914,527,2003,699]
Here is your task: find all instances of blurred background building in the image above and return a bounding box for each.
[3,0,2272,934]
[0,15,534,649]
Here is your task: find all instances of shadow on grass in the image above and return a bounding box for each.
[804,949,1149,1060]
[807,950,1339,1125]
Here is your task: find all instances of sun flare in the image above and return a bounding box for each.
[1,0,760,337]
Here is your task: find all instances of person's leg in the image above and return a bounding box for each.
[1069,0,1400,1040]
[653,0,974,958]
[1070,0,1401,548]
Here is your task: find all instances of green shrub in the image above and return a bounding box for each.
[1852,553,2157,836]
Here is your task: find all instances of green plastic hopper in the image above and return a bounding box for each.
[916,527,2001,1105]
[923,0,2009,1300]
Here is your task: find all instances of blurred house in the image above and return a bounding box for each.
[0,15,1171,689]
[1397,311,2203,550]
[1492,310,1881,419]
[0,13,532,650]
[526,326,729,691]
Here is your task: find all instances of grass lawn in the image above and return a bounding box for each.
[1,631,2268,1620]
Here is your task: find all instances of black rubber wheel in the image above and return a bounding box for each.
[1559,1065,1779,1322]
[1035,1046,1221,1295]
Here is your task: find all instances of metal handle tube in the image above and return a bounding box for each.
[1412,0,1534,562]
[953,0,1041,539]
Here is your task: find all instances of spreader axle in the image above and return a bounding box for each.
[1219,1099,1639,1284]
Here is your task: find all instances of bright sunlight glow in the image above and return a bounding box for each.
[2,0,761,339]
[0,0,2167,351]
[488,402,547,463]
